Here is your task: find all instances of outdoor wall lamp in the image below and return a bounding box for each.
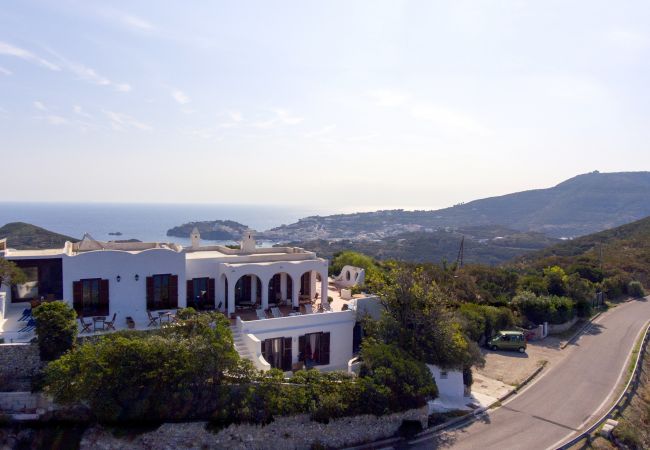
[116,275,121,282]
[135,274,140,281]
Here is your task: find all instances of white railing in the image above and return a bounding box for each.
[235,316,271,371]
[0,292,6,321]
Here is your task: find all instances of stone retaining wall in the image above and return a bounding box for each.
[0,343,41,391]
[80,406,429,450]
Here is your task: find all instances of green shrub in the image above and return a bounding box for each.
[513,292,575,324]
[459,303,516,342]
[603,274,632,299]
[44,312,241,422]
[628,281,646,298]
[32,301,78,361]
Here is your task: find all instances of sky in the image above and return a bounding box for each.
[1,1,649,211]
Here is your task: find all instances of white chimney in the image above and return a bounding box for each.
[240,230,256,253]
[190,227,201,249]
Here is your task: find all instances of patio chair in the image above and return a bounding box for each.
[147,311,160,327]
[304,304,313,314]
[271,307,281,318]
[105,313,117,331]
[79,317,92,333]
[18,308,31,321]
[255,309,266,320]
[19,318,36,333]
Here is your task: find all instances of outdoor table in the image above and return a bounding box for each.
[158,311,172,324]
[93,316,106,331]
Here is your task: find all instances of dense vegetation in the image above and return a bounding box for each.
[294,226,560,266]
[43,309,436,424]
[329,209,650,337]
[517,215,650,289]
[0,222,77,250]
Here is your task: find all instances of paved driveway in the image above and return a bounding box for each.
[411,297,650,450]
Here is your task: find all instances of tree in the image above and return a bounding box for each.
[32,301,78,361]
[375,266,484,369]
[0,258,26,289]
[543,266,568,297]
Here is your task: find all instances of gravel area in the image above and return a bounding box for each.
[476,336,568,386]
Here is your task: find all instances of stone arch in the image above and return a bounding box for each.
[234,274,262,307]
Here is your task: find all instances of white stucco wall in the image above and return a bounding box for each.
[427,364,465,400]
[239,310,356,372]
[62,248,186,324]
[334,265,365,288]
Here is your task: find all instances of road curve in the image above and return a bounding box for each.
[411,297,650,450]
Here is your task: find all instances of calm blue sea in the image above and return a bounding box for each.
[0,202,334,245]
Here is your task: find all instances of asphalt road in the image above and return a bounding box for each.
[410,297,650,450]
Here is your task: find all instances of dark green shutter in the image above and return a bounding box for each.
[298,335,306,361]
[146,276,154,309]
[169,275,178,308]
[320,332,330,365]
[99,279,109,316]
[283,337,292,371]
[72,281,83,316]
[186,279,194,303]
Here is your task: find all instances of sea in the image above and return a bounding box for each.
[0,202,337,246]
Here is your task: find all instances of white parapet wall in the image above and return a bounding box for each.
[240,310,356,372]
[427,364,465,401]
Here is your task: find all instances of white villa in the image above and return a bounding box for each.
[0,230,373,374]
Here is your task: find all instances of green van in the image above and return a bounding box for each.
[488,331,527,353]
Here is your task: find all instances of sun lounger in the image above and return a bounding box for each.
[256,309,266,320]
[271,307,281,318]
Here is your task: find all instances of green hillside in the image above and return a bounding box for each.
[517,215,650,288]
[294,226,559,266]
[0,222,77,250]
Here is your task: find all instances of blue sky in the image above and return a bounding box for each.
[1,1,649,210]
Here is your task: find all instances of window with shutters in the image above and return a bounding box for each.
[187,277,215,310]
[148,274,178,310]
[73,278,109,316]
[299,332,330,367]
[261,337,292,371]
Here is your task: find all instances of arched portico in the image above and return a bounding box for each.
[223,260,328,315]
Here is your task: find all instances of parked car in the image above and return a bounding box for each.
[488,331,527,353]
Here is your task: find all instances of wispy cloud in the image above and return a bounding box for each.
[253,109,304,128]
[0,66,11,76]
[103,110,152,131]
[368,89,408,107]
[229,111,243,122]
[0,41,60,71]
[46,49,132,92]
[73,105,92,118]
[171,89,190,104]
[33,101,47,111]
